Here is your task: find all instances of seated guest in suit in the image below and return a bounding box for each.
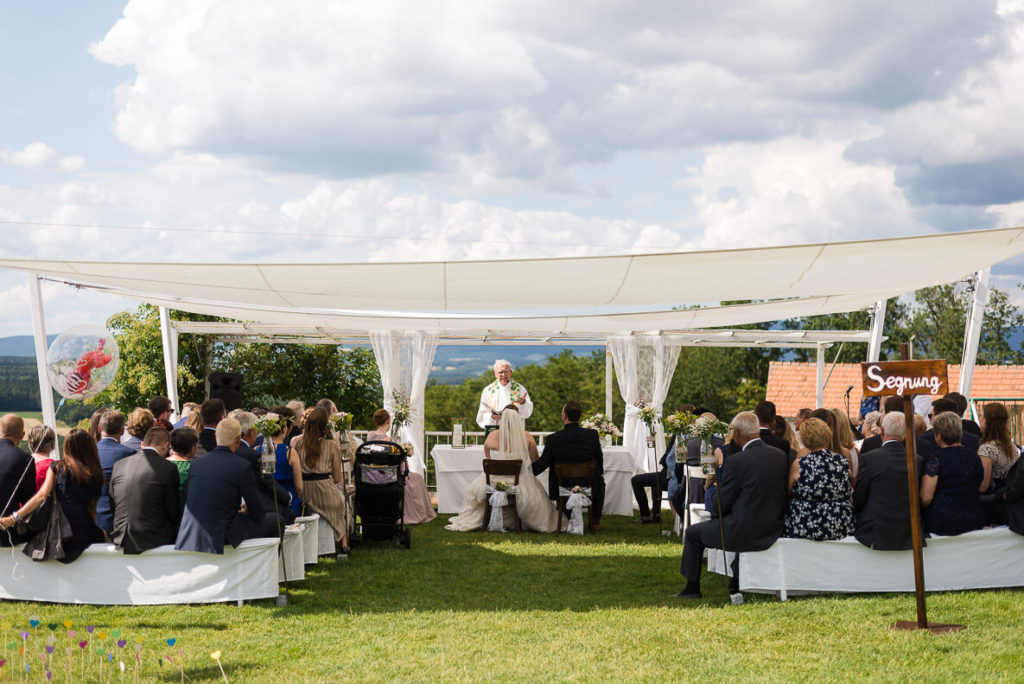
[674,415,726,515]
[27,424,57,490]
[167,427,198,511]
[1001,459,1024,535]
[920,411,984,536]
[96,410,138,535]
[677,411,788,598]
[121,407,154,452]
[945,391,981,437]
[109,427,181,554]
[0,429,105,562]
[233,411,296,524]
[532,400,605,529]
[87,408,109,443]
[632,433,672,524]
[175,417,280,554]
[197,398,226,455]
[918,397,980,460]
[755,401,791,458]
[860,396,906,455]
[784,418,855,540]
[853,412,916,550]
[0,414,36,546]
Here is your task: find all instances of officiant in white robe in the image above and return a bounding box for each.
[476,359,533,428]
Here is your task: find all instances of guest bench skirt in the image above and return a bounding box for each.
[708,527,1024,600]
[0,538,280,605]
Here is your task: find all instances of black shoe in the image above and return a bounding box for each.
[633,516,653,524]
[675,588,703,599]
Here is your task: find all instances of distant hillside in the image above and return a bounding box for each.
[430,345,601,384]
[0,334,56,356]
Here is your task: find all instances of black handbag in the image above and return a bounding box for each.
[21,490,74,562]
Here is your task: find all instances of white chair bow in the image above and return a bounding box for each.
[484,485,518,532]
[558,487,592,535]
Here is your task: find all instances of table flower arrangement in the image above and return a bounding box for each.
[663,411,696,458]
[391,389,411,438]
[690,414,729,475]
[581,413,621,445]
[329,411,353,436]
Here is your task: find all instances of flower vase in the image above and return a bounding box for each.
[601,433,612,448]
[260,438,276,475]
[674,433,687,459]
[700,439,716,475]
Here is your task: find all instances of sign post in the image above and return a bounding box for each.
[860,353,964,633]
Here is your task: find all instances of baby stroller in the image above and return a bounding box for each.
[354,440,412,549]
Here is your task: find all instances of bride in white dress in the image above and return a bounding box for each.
[445,407,559,532]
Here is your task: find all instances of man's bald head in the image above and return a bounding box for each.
[0,414,25,442]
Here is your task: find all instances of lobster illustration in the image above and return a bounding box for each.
[64,339,113,397]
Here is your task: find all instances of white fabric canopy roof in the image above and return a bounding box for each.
[1,226,1020,313]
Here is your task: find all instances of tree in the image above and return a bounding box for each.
[781,297,912,363]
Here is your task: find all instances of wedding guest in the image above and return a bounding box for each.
[122,407,154,451]
[27,424,56,490]
[853,412,914,550]
[367,408,436,525]
[0,414,35,546]
[913,413,928,438]
[755,401,791,458]
[920,411,984,536]
[234,411,296,524]
[168,427,198,511]
[315,398,338,416]
[292,407,351,555]
[794,408,813,431]
[286,400,305,441]
[773,415,798,450]
[945,391,981,436]
[918,397,979,460]
[532,401,605,530]
[173,401,199,429]
[677,412,788,598]
[87,408,109,443]
[1001,458,1024,535]
[978,402,1018,491]
[96,410,137,534]
[678,413,725,513]
[197,398,226,454]
[109,427,181,554]
[831,408,860,480]
[861,411,883,442]
[148,396,175,431]
[0,428,105,562]
[175,417,279,554]
[784,418,855,540]
[267,409,302,516]
[183,403,204,432]
[860,396,905,455]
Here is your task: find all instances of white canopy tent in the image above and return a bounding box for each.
[7,226,1020,457]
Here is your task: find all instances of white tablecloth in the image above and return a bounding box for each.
[431,445,636,516]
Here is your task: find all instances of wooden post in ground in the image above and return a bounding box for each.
[900,343,928,628]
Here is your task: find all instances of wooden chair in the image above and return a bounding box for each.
[483,459,522,532]
[554,461,596,533]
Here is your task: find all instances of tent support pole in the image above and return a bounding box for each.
[815,342,825,408]
[159,306,180,415]
[605,347,613,418]
[867,299,886,361]
[28,275,56,430]
[958,269,989,400]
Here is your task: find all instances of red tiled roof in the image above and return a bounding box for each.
[766,362,1024,417]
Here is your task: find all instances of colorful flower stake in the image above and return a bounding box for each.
[210,650,228,684]
[78,640,87,681]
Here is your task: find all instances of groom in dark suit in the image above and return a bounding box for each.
[532,401,606,528]
[677,411,788,598]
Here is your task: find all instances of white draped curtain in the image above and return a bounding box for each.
[369,331,439,474]
[608,335,682,472]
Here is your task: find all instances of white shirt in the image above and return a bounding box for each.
[476,379,533,428]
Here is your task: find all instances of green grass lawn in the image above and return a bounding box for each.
[1,516,1022,681]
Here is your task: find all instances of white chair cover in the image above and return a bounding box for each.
[608,335,682,471]
[370,330,439,474]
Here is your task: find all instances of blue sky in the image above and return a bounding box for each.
[1,1,1023,337]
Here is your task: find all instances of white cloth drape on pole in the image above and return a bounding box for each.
[369,331,439,474]
[608,335,682,472]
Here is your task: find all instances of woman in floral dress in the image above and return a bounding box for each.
[784,417,855,541]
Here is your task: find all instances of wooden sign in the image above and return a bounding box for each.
[860,360,949,397]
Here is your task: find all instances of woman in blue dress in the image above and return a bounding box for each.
[270,407,303,515]
[920,411,983,536]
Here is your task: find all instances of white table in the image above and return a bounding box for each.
[431,445,636,516]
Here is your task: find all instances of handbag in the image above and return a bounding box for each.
[21,490,74,562]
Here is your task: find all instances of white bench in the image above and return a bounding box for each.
[0,538,280,605]
[708,526,1024,600]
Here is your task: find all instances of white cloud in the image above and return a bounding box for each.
[58,156,85,172]
[1,142,57,169]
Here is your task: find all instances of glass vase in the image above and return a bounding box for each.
[700,439,716,475]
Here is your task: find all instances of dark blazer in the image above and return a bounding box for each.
[197,427,218,455]
[916,429,979,460]
[0,439,36,544]
[853,440,915,550]
[759,427,790,457]
[96,436,138,534]
[1003,460,1024,535]
[711,438,788,552]
[175,446,267,554]
[237,440,296,524]
[109,447,181,554]
[532,423,603,500]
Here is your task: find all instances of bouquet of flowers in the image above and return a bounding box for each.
[494,481,509,492]
[329,411,353,434]
[391,389,411,436]
[581,413,621,438]
[690,414,729,442]
[254,412,289,439]
[662,411,695,436]
[401,441,415,456]
[635,400,659,435]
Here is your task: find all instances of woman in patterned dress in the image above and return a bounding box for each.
[784,417,855,541]
[292,407,351,555]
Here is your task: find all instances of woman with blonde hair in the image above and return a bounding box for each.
[830,408,860,480]
[784,418,855,540]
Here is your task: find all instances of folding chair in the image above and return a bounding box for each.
[483,458,522,532]
[554,461,596,534]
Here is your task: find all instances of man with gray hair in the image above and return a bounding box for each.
[853,411,915,550]
[231,410,296,524]
[677,411,788,599]
[476,359,533,428]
